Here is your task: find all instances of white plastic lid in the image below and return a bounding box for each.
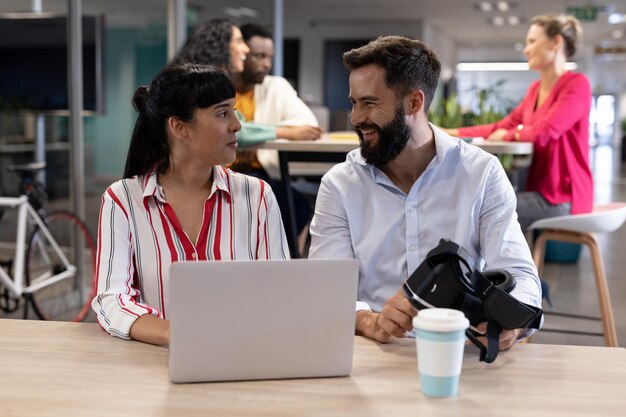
[412,308,470,333]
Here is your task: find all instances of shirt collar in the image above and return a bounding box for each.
[142,170,162,201]
[212,165,231,194]
[141,165,232,202]
[430,123,461,165]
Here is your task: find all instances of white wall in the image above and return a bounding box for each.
[421,22,457,81]
[455,46,532,111]
[454,43,626,110]
[284,20,425,105]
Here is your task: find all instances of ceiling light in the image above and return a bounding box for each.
[478,1,493,12]
[496,1,510,12]
[457,62,578,71]
[457,62,527,71]
[608,13,626,24]
[491,16,505,26]
[238,7,258,18]
[507,16,521,25]
[0,11,56,18]
[223,6,258,18]
[488,14,521,26]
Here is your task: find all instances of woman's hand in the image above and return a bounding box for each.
[487,128,508,141]
[129,314,170,346]
[276,125,323,141]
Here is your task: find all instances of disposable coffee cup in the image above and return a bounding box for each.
[412,308,470,397]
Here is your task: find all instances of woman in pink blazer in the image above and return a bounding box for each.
[444,14,592,231]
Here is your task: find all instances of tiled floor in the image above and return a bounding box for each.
[2,144,626,348]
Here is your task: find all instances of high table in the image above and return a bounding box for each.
[258,137,533,257]
[1,319,624,417]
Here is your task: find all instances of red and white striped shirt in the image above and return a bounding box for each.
[92,166,289,339]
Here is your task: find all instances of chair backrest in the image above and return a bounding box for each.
[309,105,330,132]
[528,202,626,234]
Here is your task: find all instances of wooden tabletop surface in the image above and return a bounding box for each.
[260,136,533,155]
[1,319,624,417]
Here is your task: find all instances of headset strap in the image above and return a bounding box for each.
[466,322,502,363]
[484,322,502,363]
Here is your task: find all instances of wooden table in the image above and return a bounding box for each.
[1,319,624,417]
[261,137,533,155]
[258,137,533,257]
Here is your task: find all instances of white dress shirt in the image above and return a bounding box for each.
[253,75,319,179]
[253,76,319,127]
[92,166,289,339]
[309,127,541,315]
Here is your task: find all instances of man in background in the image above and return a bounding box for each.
[234,23,321,143]
[232,23,322,237]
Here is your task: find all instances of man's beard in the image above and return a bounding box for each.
[355,105,411,166]
[242,68,267,85]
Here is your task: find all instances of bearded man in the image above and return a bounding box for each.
[308,36,541,351]
[230,23,321,238]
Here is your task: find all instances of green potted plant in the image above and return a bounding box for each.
[429,94,463,129]
[430,80,512,129]
[430,80,515,169]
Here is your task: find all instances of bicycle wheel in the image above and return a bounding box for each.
[25,210,96,321]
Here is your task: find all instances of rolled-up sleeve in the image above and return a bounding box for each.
[256,183,290,260]
[479,158,542,309]
[92,190,159,340]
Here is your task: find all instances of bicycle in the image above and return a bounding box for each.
[0,161,96,321]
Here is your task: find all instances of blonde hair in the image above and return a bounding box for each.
[531,14,582,58]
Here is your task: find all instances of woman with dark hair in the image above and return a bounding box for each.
[174,18,320,144]
[443,14,592,231]
[92,63,288,345]
[175,18,320,240]
[174,18,249,74]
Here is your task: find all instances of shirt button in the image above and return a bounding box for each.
[409,245,416,251]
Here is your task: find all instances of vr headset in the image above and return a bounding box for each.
[403,239,542,363]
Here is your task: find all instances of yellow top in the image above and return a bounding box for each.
[235,89,255,122]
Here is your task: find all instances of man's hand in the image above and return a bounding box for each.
[474,322,522,351]
[276,125,323,141]
[486,128,508,141]
[356,289,417,343]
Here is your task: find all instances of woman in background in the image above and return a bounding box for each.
[92,64,288,345]
[443,14,592,231]
[175,18,320,237]
[174,18,321,144]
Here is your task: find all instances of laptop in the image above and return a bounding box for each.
[168,259,359,383]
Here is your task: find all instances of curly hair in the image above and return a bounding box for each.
[173,18,234,70]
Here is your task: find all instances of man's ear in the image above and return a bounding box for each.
[406,90,424,116]
[167,116,189,141]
